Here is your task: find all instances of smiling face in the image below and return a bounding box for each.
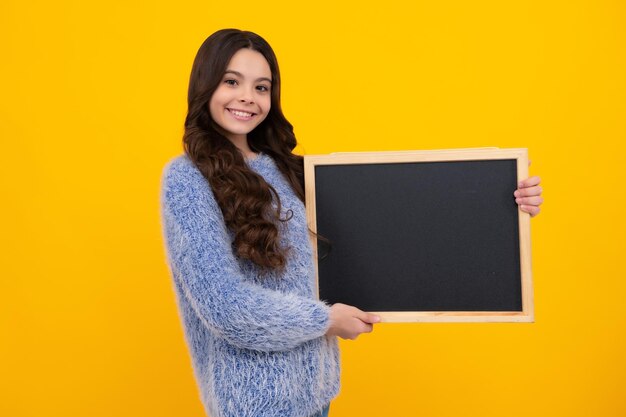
[209,48,272,147]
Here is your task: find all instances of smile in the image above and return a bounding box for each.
[227,108,256,119]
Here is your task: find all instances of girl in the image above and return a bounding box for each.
[160,29,543,417]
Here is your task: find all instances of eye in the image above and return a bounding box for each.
[256,85,270,92]
[224,79,237,86]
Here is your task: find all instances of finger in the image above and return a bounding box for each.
[361,323,374,333]
[514,185,542,198]
[350,307,375,323]
[361,312,381,324]
[518,176,541,188]
[521,205,541,217]
[528,159,532,167]
[515,196,544,206]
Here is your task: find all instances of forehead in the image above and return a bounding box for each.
[226,49,272,80]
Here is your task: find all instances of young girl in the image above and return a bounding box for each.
[160,29,543,417]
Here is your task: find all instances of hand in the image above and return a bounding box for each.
[326,303,381,340]
[514,175,543,217]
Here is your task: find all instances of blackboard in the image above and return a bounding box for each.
[304,149,534,322]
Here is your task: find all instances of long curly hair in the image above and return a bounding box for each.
[183,29,305,272]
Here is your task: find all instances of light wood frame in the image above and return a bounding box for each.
[304,148,534,323]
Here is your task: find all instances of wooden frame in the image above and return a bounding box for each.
[304,148,534,323]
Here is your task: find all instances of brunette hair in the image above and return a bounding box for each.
[183,29,305,271]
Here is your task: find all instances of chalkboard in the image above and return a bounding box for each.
[304,149,534,322]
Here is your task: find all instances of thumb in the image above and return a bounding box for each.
[357,310,381,324]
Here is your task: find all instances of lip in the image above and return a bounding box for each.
[226,108,257,122]
[227,108,256,114]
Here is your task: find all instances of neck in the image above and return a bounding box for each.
[227,135,258,160]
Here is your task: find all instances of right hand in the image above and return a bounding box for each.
[326,303,381,340]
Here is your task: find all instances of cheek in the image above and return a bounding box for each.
[260,96,272,115]
[210,86,230,105]
[258,103,271,124]
[208,93,224,120]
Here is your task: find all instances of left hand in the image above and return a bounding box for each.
[514,176,543,217]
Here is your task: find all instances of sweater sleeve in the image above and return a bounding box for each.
[160,157,331,352]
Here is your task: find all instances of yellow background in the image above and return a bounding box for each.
[2,1,625,416]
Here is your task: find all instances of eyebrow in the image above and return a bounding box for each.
[224,70,272,84]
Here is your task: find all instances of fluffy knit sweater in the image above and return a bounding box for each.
[159,153,340,417]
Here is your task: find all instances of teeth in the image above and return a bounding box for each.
[230,109,253,117]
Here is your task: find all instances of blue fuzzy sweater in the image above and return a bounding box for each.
[159,153,340,417]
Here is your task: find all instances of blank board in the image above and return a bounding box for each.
[304,148,534,322]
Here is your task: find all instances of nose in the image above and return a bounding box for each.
[238,88,254,104]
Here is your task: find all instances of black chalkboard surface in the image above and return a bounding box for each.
[304,149,534,322]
